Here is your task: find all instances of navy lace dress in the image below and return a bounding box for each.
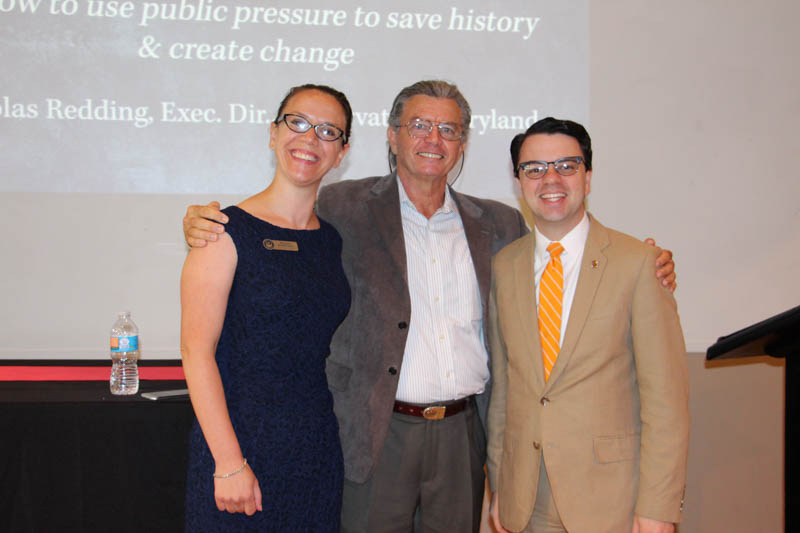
[185,206,350,532]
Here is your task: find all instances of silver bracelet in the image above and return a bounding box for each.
[213,458,247,479]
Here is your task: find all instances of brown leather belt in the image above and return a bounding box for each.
[393,398,470,420]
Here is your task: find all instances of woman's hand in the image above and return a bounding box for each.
[213,462,263,515]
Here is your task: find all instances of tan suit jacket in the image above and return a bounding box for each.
[487,216,689,533]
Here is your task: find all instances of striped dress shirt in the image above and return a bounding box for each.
[394,181,489,404]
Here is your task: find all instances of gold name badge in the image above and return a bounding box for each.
[263,239,299,252]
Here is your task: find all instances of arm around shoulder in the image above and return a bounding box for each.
[183,201,228,248]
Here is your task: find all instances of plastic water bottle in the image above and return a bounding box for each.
[110,310,140,395]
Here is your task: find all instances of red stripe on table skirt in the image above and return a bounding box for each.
[0,366,185,381]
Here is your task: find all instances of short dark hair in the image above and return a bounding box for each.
[274,84,353,144]
[510,117,593,177]
[387,80,471,171]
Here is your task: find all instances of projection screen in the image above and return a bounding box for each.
[1,0,588,359]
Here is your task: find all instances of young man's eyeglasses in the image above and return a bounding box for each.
[517,157,584,179]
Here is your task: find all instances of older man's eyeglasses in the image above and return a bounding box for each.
[517,157,584,179]
[402,119,463,141]
[278,113,347,143]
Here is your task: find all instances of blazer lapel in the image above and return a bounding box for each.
[452,190,493,319]
[366,174,409,287]
[546,216,610,387]
[511,232,547,389]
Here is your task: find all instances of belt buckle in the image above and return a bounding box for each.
[423,405,446,420]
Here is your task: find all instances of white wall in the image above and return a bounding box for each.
[589,2,791,531]
[588,1,800,352]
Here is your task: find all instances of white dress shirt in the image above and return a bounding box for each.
[394,180,489,403]
[533,213,591,346]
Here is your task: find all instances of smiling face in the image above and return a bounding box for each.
[387,95,465,187]
[519,133,592,240]
[269,89,349,189]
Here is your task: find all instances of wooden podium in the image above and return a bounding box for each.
[707,304,800,532]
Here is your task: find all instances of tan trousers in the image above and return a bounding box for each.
[521,460,567,533]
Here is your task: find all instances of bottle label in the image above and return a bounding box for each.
[111,336,138,351]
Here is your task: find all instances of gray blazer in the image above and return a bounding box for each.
[318,174,527,483]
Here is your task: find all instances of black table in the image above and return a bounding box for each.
[0,364,194,533]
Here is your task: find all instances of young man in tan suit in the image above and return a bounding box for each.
[487,118,689,533]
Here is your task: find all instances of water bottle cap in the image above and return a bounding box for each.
[119,310,131,318]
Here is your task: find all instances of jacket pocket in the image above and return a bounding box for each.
[593,433,639,464]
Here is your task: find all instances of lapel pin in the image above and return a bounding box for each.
[591,259,599,268]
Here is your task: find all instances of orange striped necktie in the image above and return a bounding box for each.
[539,242,565,382]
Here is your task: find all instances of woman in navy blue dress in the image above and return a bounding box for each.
[180,85,352,532]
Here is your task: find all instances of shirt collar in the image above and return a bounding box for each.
[534,212,590,262]
[397,177,457,217]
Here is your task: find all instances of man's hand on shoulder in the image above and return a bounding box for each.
[644,238,677,293]
[183,201,228,248]
[632,515,675,533]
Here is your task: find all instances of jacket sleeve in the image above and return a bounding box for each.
[486,259,509,493]
[631,246,690,523]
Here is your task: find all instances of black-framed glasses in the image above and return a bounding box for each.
[517,157,584,179]
[402,119,463,141]
[277,113,347,143]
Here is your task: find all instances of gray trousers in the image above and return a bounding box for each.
[340,399,486,533]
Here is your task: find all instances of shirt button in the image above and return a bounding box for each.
[431,258,436,263]
[388,366,398,376]
[434,296,440,302]
[398,321,408,329]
